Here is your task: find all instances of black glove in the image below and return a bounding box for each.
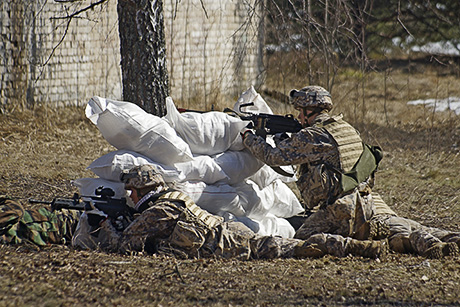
[86,209,108,227]
[274,132,289,145]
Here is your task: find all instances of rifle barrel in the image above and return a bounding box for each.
[28,198,52,205]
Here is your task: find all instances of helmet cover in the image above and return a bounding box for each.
[289,86,333,111]
[120,165,166,190]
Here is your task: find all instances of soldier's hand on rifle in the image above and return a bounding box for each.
[254,128,267,139]
[274,132,290,145]
[86,208,108,227]
[240,130,254,142]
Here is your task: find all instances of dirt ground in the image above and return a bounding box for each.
[1,67,460,306]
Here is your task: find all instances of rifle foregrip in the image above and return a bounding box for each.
[51,198,86,211]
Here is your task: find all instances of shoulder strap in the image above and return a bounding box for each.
[158,190,223,228]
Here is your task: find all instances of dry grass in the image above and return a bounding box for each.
[1,244,460,306]
[0,106,115,203]
[1,65,460,306]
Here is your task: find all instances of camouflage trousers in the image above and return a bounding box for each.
[295,191,364,240]
[368,214,460,257]
[73,199,385,259]
[0,197,80,246]
[293,190,460,257]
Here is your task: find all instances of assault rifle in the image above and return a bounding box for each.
[224,102,302,139]
[29,187,137,221]
[225,102,301,177]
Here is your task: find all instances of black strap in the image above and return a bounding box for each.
[136,189,176,213]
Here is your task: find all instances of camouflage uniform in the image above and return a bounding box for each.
[367,212,460,259]
[243,93,460,258]
[0,165,387,259]
[73,189,387,259]
[0,196,79,246]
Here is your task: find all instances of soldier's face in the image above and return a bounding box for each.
[297,108,312,127]
[129,189,140,203]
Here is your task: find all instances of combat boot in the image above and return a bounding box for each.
[423,242,459,259]
[368,217,390,240]
[293,241,326,258]
[345,238,389,259]
[444,234,460,250]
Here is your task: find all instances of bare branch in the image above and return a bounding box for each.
[35,18,72,82]
[36,0,109,82]
[50,0,109,20]
[199,0,208,19]
[397,0,413,37]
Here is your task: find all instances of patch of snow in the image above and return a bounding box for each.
[411,41,460,56]
[407,97,460,115]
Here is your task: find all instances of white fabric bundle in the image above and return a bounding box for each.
[257,214,296,238]
[236,179,303,220]
[164,97,248,155]
[212,150,264,185]
[172,181,246,217]
[175,155,229,184]
[81,87,304,238]
[233,85,274,115]
[248,164,297,190]
[87,150,230,185]
[223,212,296,238]
[85,96,193,165]
[87,149,294,188]
[173,179,303,221]
[87,150,186,183]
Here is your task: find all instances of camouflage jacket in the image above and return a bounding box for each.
[74,190,299,259]
[243,113,363,209]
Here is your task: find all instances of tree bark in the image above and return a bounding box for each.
[117,0,169,116]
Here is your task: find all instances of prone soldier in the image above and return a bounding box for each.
[0,196,79,246]
[73,165,388,260]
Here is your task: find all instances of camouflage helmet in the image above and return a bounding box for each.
[289,86,333,111]
[120,165,166,190]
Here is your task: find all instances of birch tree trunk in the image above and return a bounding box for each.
[117,0,169,116]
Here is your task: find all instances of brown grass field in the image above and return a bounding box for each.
[1,63,460,306]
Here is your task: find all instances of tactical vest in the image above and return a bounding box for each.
[320,115,383,194]
[157,190,223,229]
[371,192,397,216]
[320,115,364,172]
